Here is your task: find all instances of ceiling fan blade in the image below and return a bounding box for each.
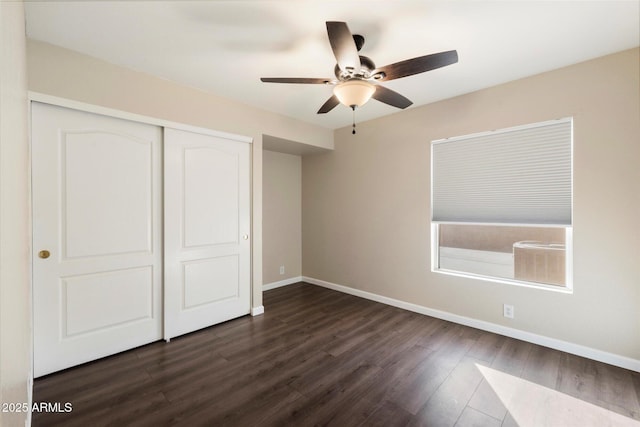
[317,95,340,114]
[326,21,361,73]
[372,85,413,109]
[375,50,458,81]
[261,77,333,84]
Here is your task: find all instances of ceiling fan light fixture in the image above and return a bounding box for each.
[261,21,459,115]
[333,79,375,108]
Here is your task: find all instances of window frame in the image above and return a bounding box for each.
[430,118,574,292]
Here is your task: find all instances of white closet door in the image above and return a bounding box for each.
[164,128,251,340]
[32,103,162,377]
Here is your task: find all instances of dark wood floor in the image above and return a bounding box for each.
[33,282,640,426]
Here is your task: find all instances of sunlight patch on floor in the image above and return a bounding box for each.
[476,364,640,427]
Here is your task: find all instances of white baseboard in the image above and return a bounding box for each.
[302,276,640,373]
[263,276,302,291]
[251,305,264,316]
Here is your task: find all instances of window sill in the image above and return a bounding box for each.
[432,268,573,294]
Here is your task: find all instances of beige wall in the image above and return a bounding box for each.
[263,150,302,285]
[26,39,333,310]
[0,1,32,426]
[303,48,640,361]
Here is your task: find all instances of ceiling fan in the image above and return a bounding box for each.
[260,21,459,117]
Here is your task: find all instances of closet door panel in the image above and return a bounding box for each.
[63,131,153,258]
[164,128,251,340]
[32,102,162,377]
[183,147,239,247]
[183,256,239,308]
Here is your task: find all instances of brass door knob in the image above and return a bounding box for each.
[38,250,50,259]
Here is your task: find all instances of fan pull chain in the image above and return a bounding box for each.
[352,106,356,135]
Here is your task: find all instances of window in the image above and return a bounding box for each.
[431,118,572,290]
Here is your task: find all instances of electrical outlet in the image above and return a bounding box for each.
[503,304,515,319]
[279,265,285,275]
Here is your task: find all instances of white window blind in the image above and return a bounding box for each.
[432,118,572,225]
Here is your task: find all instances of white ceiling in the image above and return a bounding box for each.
[25,1,640,130]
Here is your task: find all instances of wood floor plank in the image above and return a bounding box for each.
[34,347,144,398]
[501,412,519,427]
[520,344,562,389]
[412,356,485,427]
[466,331,507,364]
[287,350,360,396]
[392,324,480,414]
[355,344,437,408]
[172,381,305,427]
[140,352,231,402]
[386,331,477,416]
[362,400,414,427]
[269,362,384,427]
[466,377,508,421]
[490,336,533,376]
[633,373,640,410]
[556,352,601,404]
[595,362,640,413]
[32,282,640,427]
[41,367,152,408]
[455,406,502,427]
